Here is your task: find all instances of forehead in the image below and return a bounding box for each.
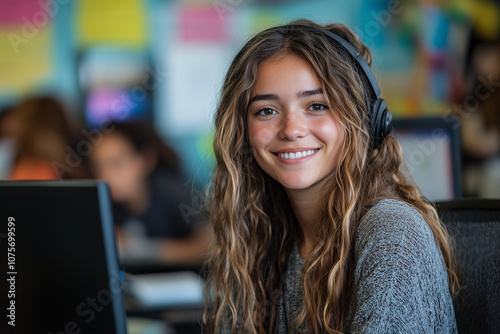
[251,53,322,95]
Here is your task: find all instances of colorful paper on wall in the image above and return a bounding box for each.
[76,0,147,47]
[248,10,282,35]
[0,0,47,26]
[159,44,233,135]
[196,131,215,165]
[0,26,52,92]
[453,0,500,40]
[178,5,228,42]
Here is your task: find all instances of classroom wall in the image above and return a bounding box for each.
[1,0,499,184]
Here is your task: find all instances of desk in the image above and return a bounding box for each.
[127,309,203,334]
[128,317,175,334]
[124,271,205,334]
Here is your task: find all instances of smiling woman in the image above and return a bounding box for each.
[247,53,344,193]
[205,19,459,334]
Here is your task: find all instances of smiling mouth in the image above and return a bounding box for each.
[274,149,319,160]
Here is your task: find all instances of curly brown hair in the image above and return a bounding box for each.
[204,19,458,334]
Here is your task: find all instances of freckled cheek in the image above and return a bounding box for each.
[314,118,342,142]
[248,124,276,154]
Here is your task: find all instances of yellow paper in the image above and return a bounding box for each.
[454,0,500,40]
[76,0,148,48]
[0,26,52,93]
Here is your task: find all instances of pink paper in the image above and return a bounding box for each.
[179,5,227,42]
[0,0,51,26]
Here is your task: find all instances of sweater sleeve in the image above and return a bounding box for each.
[345,199,457,334]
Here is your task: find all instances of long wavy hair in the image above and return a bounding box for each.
[204,19,459,334]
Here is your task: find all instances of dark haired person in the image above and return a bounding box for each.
[90,122,209,264]
[204,20,458,333]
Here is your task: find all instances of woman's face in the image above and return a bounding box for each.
[91,134,149,203]
[247,53,344,191]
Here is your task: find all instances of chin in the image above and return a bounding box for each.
[274,171,332,192]
[275,176,317,191]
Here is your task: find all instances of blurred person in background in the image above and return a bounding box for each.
[9,96,89,180]
[460,29,500,197]
[89,121,209,264]
[0,105,18,179]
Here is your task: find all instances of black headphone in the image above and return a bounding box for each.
[271,24,393,149]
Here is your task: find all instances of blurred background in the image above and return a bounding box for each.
[1,0,499,333]
[1,0,500,193]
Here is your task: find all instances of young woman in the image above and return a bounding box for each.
[204,19,458,333]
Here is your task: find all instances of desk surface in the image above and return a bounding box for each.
[124,270,205,334]
[128,308,203,334]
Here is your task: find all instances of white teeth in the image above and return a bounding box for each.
[278,149,318,159]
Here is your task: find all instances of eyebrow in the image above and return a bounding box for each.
[297,88,323,98]
[248,88,323,105]
[248,93,279,104]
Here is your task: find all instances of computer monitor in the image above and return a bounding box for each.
[77,48,154,129]
[392,116,462,201]
[0,181,127,334]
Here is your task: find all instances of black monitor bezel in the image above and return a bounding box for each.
[0,180,128,334]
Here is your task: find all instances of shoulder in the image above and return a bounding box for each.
[353,198,442,275]
[360,198,426,229]
[149,170,193,203]
[356,199,434,250]
[346,202,456,333]
[150,170,184,192]
[11,158,58,180]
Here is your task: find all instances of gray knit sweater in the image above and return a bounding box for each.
[221,199,457,333]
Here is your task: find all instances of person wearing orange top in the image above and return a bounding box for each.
[9,96,88,181]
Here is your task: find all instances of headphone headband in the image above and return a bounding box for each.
[284,24,382,99]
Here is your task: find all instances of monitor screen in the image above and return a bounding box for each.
[77,48,154,129]
[84,87,152,128]
[393,117,462,202]
[0,181,127,334]
[395,128,454,200]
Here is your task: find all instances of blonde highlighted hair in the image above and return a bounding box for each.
[204,19,458,333]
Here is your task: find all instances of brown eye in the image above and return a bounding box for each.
[309,103,327,111]
[256,108,277,116]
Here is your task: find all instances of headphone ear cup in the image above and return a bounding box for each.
[372,98,392,148]
[382,108,393,138]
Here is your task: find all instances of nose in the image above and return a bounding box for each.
[278,111,307,141]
